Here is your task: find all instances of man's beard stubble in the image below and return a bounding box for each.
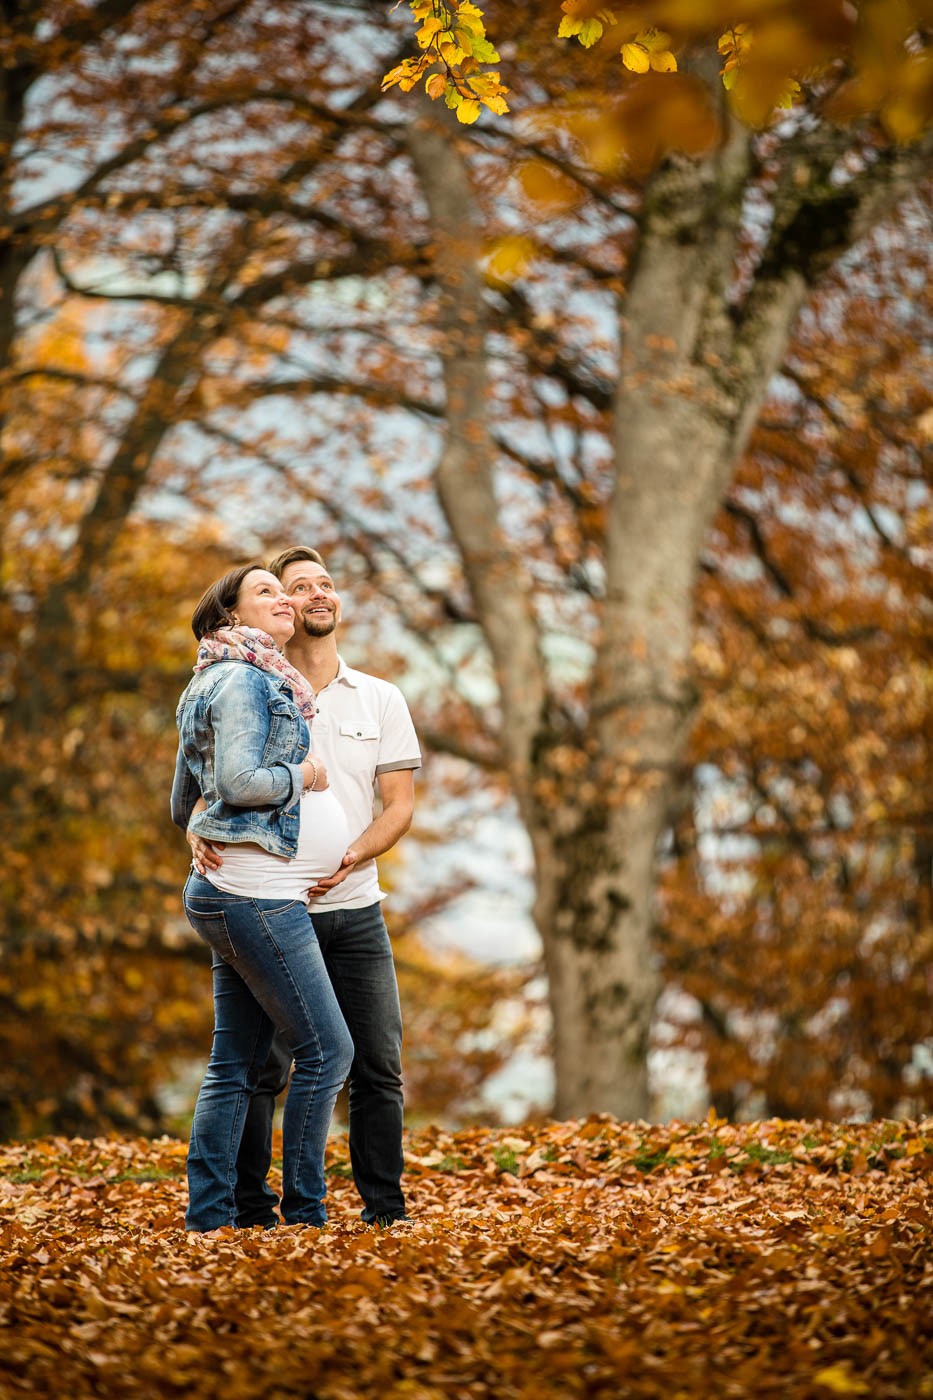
[300,613,336,638]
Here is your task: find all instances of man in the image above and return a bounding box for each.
[188,545,420,1227]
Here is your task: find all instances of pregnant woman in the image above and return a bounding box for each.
[171,562,353,1231]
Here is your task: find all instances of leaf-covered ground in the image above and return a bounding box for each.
[1,1117,931,1398]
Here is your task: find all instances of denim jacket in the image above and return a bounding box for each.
[171,660,309,858]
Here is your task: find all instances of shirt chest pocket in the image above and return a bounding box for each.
[339,721,379,768]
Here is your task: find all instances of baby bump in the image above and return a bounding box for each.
[296,788,352,881]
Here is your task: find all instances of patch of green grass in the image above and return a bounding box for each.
[866,1124,913,1163]
[7,1168,47,1184]
[433,1155,468,1173]
[326,1161,355,1179]
[739,1142,794,1167]
[111,1167,183,1183]
[493,1147,519,1174]
[633,1147,679,1174]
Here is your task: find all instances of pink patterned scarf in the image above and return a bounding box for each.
[194,626,317,722]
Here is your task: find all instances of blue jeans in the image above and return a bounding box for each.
[233,902,406,1226]
[182,872,354,1231]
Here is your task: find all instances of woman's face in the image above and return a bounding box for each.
[233,569,296,648]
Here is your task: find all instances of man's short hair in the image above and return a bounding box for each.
[267,545,327,579]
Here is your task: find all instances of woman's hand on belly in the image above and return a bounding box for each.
[306,845,360,899]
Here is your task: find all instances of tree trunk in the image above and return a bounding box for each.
[406,108,812,1120]
[408,98,928,1122]
[518,136,809,1117]
[530,813,665,1118]
[405,105,547,795]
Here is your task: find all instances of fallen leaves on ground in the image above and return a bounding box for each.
[1,1116,931,1398]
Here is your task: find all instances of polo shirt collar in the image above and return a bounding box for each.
[334,655,361,688]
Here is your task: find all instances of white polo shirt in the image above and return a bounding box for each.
[307,656,421,911]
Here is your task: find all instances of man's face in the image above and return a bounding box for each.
[280,560,341,638]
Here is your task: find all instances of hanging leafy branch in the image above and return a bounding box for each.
[384,0,933,136]
[382,0,509,123]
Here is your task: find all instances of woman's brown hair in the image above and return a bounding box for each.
[190,562,266,641]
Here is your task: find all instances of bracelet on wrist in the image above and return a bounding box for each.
[303,760,318,793]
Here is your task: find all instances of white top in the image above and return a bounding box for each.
[305,657,421,911]
[205,788,351,904]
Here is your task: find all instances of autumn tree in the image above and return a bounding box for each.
[383,0,932,1115]
[0,0,517,1135]
[1,0,930,1130]
[659,208,933,1120]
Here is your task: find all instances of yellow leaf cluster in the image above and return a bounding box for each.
[718,23,751,91]
[621,28,678,74]
[556,5,679,72]
[557,5,617,49]
[381,0,509,124]
[717,22,805,122]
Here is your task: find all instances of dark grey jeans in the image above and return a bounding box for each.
[234,901,407,1226]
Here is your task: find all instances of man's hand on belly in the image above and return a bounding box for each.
[307,846,360,898]
[188,829,225,875]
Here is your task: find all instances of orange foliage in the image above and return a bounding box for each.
[657,217,933,1120]
[0,1118,931,1396]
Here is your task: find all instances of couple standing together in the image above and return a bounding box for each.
[170,546,421,1232]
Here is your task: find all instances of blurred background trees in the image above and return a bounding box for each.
[0,0,929,1137]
